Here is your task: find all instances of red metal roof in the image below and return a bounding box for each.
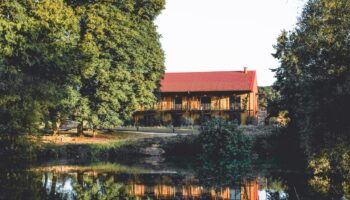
[160,70,256,93]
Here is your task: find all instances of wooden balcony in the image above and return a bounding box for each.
[148,104,243,112]
[138,95,245,112]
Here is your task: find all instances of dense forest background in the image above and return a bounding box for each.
[272,0,350,155]
[269,0,350,197]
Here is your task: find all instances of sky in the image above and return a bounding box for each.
[155,0,306,86]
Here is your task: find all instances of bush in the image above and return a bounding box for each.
[267,116,278,125]
[266,111,290,126]
[246,116,258,125]
[180,116,194,127]
[197,118,256,187]
[199,118,254,161]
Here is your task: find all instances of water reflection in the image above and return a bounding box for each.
[34,166,262,200]
[1,159,348,200]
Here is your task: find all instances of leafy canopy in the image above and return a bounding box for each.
[0,0,165,134]
[272,0,350,154]
[0,0,80,134]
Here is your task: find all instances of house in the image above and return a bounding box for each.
[134,67,258,125]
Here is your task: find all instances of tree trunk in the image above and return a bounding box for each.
[50,173,57,197]
[92,127,97,137]
[52,120,60,135]
[77,121,84,136]
[44,121,50,132]
[44,172,48,189]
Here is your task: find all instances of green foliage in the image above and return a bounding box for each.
[0,169,47,200]
[0,0,165,136]
[0,0,80,134]
[180,116,194,126]
[272,0,350,155]
[196,118,256,187]
[258,86,282,120]
[74,175,133,200]
[38,140,138,161]
[246,116,258,125]
[253,127,304,166]
[199,118,254,161]
[308,145,350,199]
[0,135,41,163]
[72,0,165,130]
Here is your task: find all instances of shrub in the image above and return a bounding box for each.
[267,111,290,126]
[197,118,256,187]
[199,118,254,161]
[268,116,278,125]
[246,116,258,125]
[180,116,194,127]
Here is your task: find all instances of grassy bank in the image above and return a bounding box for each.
[36,130,171,162]
[37,125,279,162]
[1,125,278,164]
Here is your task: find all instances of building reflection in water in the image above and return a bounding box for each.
[128,179,259,200]
[38,167,264,200]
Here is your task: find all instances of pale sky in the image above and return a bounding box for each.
[155,0,306,86]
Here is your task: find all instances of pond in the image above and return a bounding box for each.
[0,156,341,200]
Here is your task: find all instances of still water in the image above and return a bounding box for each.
[1,156,342,200]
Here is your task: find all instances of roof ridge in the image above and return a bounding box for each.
[160,70,257,92]
[165,70,255,74]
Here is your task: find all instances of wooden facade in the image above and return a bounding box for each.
[135,70,259,125]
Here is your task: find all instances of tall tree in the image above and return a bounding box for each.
[0,0,80,135]
[0,0,166,136]
[70,0,165,134]
[273,0,350,154]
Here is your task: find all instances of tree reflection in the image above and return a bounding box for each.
[265,178,288,200]
[2,154,350,200]
[194,150,259,200]
[73,173,135,200]
[196,158,254,190]
[0,168,52,200]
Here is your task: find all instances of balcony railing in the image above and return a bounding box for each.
[146,101,242,111]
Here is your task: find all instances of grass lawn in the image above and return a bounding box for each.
[40,130,155,145]
[33,162,146,174]
[37,129,180,161]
